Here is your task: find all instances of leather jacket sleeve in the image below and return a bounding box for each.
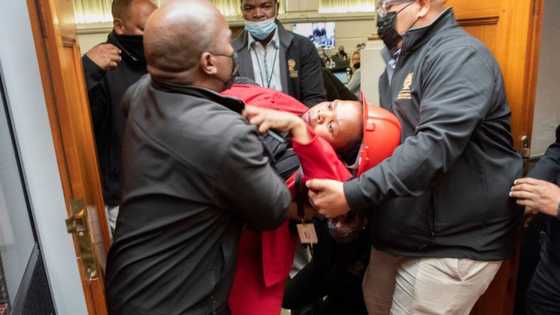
[82,55,109,130]
[216,127,291,231]
[344,47,500,214]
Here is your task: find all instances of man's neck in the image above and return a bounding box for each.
[257,31,275,47]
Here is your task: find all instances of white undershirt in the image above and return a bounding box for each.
[248,30,282,92]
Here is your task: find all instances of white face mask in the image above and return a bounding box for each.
[244,17,277,40]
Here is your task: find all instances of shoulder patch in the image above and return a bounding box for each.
[397,72,414,100]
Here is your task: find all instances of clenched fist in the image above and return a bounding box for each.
[86,43,122,71]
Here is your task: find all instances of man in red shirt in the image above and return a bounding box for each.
[222,82,400,315]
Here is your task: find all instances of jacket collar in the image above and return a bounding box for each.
[107,31,146,67]
[150,79,245,114]
[401,8,457,55]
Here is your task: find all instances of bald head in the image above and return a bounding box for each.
[144,0,231,83]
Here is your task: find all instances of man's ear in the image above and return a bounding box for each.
[417,0,431,19]
[113,18,125,35]
[200,52,218,76]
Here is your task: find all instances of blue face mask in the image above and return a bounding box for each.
[245,17,277,40]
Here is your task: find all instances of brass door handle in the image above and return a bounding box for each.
[66,199,98,280]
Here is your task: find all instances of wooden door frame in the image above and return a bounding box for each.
[26,0,111,314]
[520,0,543,156]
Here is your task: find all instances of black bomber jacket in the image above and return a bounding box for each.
[105,76,291,315]
[344,9,523,260]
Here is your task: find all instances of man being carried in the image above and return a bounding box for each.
[223,82,400,315]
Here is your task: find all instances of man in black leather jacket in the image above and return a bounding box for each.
[104,2,291,314]
[307,1,522,313]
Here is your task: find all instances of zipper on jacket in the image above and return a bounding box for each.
[430,192,437,239]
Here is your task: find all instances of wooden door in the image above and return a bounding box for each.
[448,0,544,314]
[26,0,111,314]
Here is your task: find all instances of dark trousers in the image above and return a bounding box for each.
[526,234,560,314]
[283,219,369,315]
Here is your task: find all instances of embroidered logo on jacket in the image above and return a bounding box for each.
[397,73,414,100]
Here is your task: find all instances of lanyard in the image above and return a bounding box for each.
[252,44,279,89]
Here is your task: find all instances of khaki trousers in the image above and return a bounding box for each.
[362,248,502,315]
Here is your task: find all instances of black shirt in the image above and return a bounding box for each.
[82,31,147,206]
[344,9,523,260]
[105,77,291,315]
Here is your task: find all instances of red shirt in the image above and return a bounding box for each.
[223,84,350,315]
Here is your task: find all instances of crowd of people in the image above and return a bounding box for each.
[80,0,559,314]
[319,45,363,98]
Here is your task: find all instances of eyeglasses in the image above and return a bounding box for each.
[375,0,414,17]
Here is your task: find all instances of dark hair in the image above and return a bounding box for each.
[112,0,135,19]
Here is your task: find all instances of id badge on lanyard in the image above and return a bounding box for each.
[295,169,318,255]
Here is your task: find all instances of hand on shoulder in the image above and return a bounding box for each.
[86,43,122,71]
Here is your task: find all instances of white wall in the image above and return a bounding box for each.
[0,1,87,314]
[531,0,560,156]
[78,31,108,55]
[332,19,375,53]
[361,40,385,105]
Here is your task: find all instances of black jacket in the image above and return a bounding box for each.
[233,22,326,107]
[528,125,560,260]
[105,76,291,315]
[322,68,358,101]
[344,9,523,260]
[82,31,147,206]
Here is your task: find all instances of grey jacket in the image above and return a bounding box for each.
[344,9,523,260]
[105,76,291,315]
[233,22,326,107]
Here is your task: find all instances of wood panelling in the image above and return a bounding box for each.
[450,1,544,314]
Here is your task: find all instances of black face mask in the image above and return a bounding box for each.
[376,1,415,52]
[353,62,361,69]
[114,34,145,63]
